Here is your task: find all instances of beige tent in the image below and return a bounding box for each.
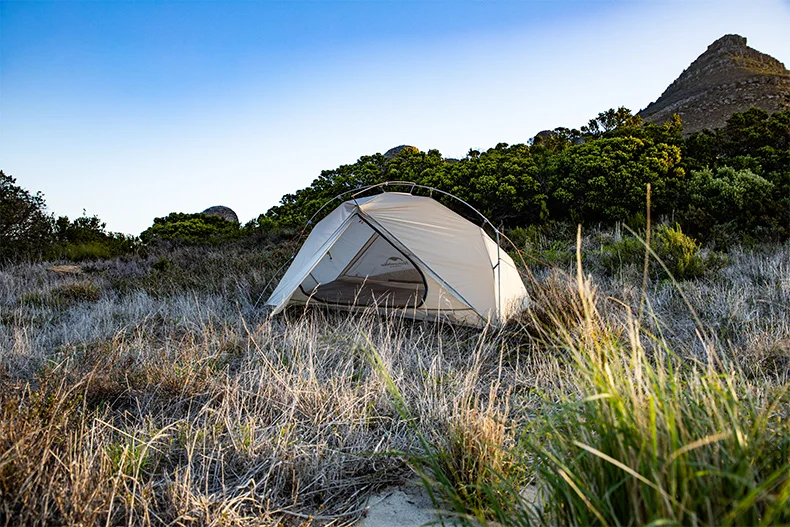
[265,191,527,326]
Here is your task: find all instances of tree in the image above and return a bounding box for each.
[50,212,138,260]
[0,171,53,261]
[680,166,779,241]
[547,136,684,222]
[581,107,643,138]
[682,109,790,241]
[445,144,546,224]
[263,154,387,229]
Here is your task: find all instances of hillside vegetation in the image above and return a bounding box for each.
[255,108,789,248]
[2,107,789,265]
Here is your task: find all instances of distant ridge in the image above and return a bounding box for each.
[639,34,790,134]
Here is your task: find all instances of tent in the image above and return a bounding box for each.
[265,190,528,326]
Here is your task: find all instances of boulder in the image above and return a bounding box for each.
[201,206,239,224]
[383,145,419,160]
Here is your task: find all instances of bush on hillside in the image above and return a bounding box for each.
[600,224,724,280]
[140,212,241,245]
[50,213,138,261]
[546,135,685,223]
[254,107,789,244]
[688,167,773,222]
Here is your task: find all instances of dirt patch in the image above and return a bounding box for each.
[47,265,83,275]
[359,481,437,527]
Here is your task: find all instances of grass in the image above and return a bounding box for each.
[0,231,788,525]
[413,233,790,526]
[528,272,790,526]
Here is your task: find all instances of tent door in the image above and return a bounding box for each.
[299,216,427,308]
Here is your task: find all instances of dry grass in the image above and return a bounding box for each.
[0,237,788,525]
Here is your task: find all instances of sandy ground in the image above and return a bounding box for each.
[358,481,542,526]
[357,480,438,527]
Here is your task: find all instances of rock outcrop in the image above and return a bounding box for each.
[383,145,419,160]
[201,206,239,224]
[639,34,790,134]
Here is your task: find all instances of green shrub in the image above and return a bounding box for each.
[599,234,645,274]
[652,224,709,279]
[140,213,241,244]
[688,166,774,229]
[50,214,138,261]
[600,224,724,280]
[151,257,172,272]
[50,242,113,262]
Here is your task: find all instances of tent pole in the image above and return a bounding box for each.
[496,229,502,322]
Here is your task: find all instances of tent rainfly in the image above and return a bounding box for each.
[265,191,528,326]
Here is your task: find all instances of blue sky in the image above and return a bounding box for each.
[2,0,789,235]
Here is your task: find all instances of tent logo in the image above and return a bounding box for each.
[382,256,407,268]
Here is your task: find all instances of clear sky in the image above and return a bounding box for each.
[2,0,789,236]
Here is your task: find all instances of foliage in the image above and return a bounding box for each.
[580,106,644,138]
[600,224,723,280]
[50,213,138,261]
[0,171,53,262]
[254,107,788,246]
[651,224,725,279]
[3,106,789,265]
[0,172,137,262]
[681,108,790,242]
[262,154,388,229]
[682,166,776,238]
[139,212,241,244]
[445,144,548,224]
[547,135,684,222]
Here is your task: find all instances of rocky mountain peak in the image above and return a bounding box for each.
[640,34,790,134]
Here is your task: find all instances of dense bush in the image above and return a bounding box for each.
[140,212,241,244]
[682,108,790,241]
[1,172,137,262]
[600,224,724,280]
[546,135,684,222]
[651,224,724,279]
[50,213,138,261]
[255,108,789,246]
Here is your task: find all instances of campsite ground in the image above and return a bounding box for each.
[1,231,788,525]
[358,480,437,526]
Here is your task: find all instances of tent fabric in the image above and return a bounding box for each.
[265,192,528,326]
